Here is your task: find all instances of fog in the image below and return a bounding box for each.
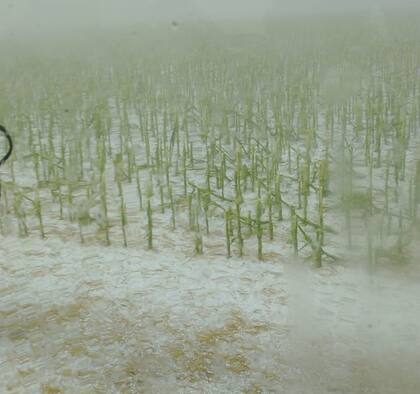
[1,0,419,32]
[1,2,420,393]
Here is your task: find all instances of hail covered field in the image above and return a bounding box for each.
[1,13,420,394]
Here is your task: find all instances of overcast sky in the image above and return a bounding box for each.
[1,0,418,33]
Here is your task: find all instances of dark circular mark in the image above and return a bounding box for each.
[0,124,13,166]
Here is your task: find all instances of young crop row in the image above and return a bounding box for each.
[1,18,420,266]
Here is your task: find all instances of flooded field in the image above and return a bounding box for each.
[1,234,420,393]
[1,7,420,394]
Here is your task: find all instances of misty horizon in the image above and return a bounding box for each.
[1,0,419,32]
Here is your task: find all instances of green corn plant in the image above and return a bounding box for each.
[147,199,153,250]
[33,190,45,239]
[256,199,263,260]
[225,208,232,258]
[290,206,298,256]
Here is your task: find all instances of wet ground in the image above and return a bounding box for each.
[1,235,420,393]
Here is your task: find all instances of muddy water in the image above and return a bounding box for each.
[1,235,419,393]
